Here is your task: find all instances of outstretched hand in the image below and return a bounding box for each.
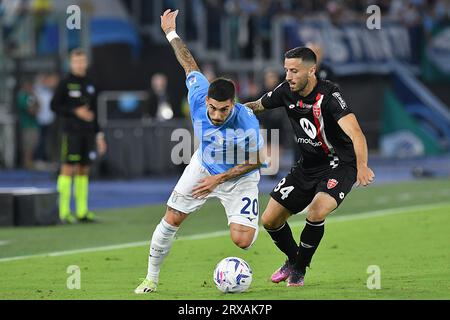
[161,9,179,34]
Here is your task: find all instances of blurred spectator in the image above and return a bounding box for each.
[325,0,358,25]
[202,62,218,82]
[1,0,30,56]
[147,73,177,120]
[30,0,53,53]
[33,72,58,169]
[305,41,336,82]
[224,0,260,59]
[397,0,422,27]
[17,78,40,169]
[205,0,223,50]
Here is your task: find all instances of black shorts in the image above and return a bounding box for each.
[61,133,97,165]
[270,164,357,214]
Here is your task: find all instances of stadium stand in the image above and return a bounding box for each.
[0,0,449,181]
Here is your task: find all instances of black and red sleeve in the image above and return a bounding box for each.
[260,82,287,110]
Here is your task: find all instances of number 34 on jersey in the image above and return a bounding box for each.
[273,178,294,200]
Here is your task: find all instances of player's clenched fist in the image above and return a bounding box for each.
[160,9,179,34]
[356,165,375,187]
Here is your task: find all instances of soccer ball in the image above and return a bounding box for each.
[213,257,253,293]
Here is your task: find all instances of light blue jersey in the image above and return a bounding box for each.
[186,71,264,175]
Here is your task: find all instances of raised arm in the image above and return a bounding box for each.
[161,9,200,75]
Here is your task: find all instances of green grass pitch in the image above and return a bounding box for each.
[0,179,449,300]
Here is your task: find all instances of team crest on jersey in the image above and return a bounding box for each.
[171,191,180,203]
[327,179,338,189]
[313,105,321,118]
[188,75,197,86]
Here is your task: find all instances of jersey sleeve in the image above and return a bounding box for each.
[260,82,285,110]
[186,71,209,112]
[327,91,353,122]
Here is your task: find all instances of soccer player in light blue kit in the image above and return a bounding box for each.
[135,9,265,293]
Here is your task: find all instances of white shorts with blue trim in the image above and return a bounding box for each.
[167,151,260,230]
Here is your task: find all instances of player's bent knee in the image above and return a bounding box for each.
[232,236,253,250]
[261,213,271,228]
[164,206,188,227]
[230,225,257,250]
[307,208,329,222]
[307,193,337,222]
[261,213,284,230]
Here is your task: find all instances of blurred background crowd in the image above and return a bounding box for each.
[0,0,449,179]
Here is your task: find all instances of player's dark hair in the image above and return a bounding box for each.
[285,47,317,64]
[208,78,235,102]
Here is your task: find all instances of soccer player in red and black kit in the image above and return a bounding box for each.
[51,48,107,223]
[245,47,375,286]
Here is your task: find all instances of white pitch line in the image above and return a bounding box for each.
[291,201,450,226]
[0,201,449,263]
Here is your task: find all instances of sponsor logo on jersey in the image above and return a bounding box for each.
[299,118,317,139]
[297,137,322,147]
[332,92,347,110]
[298,100,313,109]
[327,179,338,189]
[290,101,313,109]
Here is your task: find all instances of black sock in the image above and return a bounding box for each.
[295,219,325,273]
[265,222,298,264]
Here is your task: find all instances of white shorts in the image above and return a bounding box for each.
[167,151,260,230]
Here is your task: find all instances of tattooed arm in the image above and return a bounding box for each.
[244,98,266,114]
[216,162,262,183]
[161,9,200,75]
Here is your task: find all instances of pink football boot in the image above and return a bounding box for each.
[271,260,293,283]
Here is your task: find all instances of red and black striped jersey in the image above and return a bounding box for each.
[261,79,356,172]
